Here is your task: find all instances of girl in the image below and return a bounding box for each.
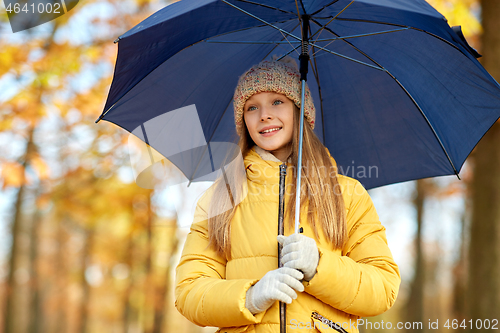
[175,58,400,333]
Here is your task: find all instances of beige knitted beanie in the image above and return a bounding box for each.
[233,57,316,136]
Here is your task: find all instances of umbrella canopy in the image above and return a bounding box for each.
[97,0,500,189]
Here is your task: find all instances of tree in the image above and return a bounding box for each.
[467,0,500,324]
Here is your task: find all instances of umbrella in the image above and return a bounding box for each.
[97,3,500,331]
[96,0,500,220]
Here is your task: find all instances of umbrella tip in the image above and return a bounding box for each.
[95,113,104,123]
[114,37,120,44]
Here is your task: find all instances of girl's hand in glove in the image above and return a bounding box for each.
[277,233,319,282]
[245,267,304,314]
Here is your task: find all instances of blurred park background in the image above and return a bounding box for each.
[0,0,499,332]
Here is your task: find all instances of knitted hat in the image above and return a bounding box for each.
[233,57,316,136]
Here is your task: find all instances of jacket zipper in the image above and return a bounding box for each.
[312,312,349,333]
[278,163,287,333]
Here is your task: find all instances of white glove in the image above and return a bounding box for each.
[277,233,319,281]
[245,267,304,314]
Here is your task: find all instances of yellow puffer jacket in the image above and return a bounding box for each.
[175,147,400,333]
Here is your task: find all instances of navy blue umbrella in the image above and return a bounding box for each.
[97,0,500,192]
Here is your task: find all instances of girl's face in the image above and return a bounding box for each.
[243,91,294,161]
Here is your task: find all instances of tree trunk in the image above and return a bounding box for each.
[3,126,35,333]
[54,221,68,333]
[78,228,95,333]
[144,193,154,333]
[405,179,426,332]
[153,220,178,333]
[122,217,136,333]
[452,213,467,321]
[467,0,500,325]
[29,188,44,333]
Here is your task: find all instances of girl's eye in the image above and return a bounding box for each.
[247,106,257,111]
[273,100,283,105]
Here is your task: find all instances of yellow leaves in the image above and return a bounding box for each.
[1,161,29,189]
[0,44,30,77]
[31,41,83,78]
[36,193,51,209]
[7,88,46,126]
[31,154,50,180]
[85,45,102,64]
[428,0,481,42]
[0,154,50,189]
[71,75,112,117]
[0,117,14,132]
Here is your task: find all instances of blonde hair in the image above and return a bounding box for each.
[207,105,347,260]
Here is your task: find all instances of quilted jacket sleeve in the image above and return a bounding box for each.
[303,179,401,317]
[174,193,265,327]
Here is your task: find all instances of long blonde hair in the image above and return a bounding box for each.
[207,105,347,259]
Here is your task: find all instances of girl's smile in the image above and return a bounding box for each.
[243,91,294,161]
[259,125,282,136]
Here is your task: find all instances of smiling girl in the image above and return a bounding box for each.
[175,58,400,333]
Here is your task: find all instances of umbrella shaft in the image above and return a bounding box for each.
[295,80,307,234]
[278,164,287,333]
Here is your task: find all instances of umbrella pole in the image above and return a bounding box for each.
[278,164,288,333]
[294,81,307,234]
[295,15,310,234]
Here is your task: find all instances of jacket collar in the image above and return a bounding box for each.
[243,146,339,186]
[244,147,287,185]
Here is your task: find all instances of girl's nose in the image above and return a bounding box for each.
[260,107,273,121]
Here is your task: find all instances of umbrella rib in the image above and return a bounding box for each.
[330,16,472,56]
[303,21,326,142]
[275,44,302,60]
[295,0,302,27]
[233,0,297,16]
[311,18,387,68]
[205,40,301,44]
[330,15,465,51]
[311,28,408,57]
[311,0,340,16]
[310,0,355,41]
[221,0,302,42]
[309,45,326,144]
[314,28,409,43]
[307,43,385,71]
[310,19,460,177]
[411,27,484,61]
[262,21,302,57]
[203,20,296,41]
[298,0,307,15]
[389,75,460,177]
[278,23,303,56]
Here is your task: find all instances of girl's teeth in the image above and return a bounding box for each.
[262,128,280,133]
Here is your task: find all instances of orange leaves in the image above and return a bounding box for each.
[0,153,51,189]
[31,154,50,180]
[31,41,83,82]
[0,43,32,77]
[6,86,46,127]
[71,76,113,117]
[0,161,27,189]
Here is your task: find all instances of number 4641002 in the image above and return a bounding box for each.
[444,319,498,330]
[6,2,62,14]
